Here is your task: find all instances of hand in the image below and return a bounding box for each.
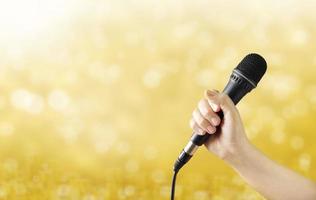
[189,89,249,160]
[190,90,316,200]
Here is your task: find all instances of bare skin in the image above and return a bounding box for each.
[190,89,316,200]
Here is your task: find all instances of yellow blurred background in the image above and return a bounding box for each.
[0,0,316,199]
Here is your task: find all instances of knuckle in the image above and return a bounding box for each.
[189,119,195,128]
[198,99,206,108]
[199,106,209,116]
[198,118,207,127]
[205,108,214,116]
[192,109,199,118]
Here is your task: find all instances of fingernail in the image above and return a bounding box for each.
[207,126,216,134]
[212,118,220,126]
[206,90,216,96]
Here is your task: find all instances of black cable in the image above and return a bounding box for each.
[170,170,178,200]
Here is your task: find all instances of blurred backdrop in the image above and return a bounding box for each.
[0,0,316,199]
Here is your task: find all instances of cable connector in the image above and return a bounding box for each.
[173,150,192,172]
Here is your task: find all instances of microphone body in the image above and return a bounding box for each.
[173,56,266,172]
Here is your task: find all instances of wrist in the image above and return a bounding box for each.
[223,138,255,169]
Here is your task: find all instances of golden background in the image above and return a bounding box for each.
[0,0,315,199]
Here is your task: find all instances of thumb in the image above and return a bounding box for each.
[205,90,221,112]
[218,93,236,116]
[205,90,236,116]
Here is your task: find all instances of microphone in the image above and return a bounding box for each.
[173,53,267,172]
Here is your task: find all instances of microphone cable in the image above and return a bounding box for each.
[171,147,191,200]
[170,169,178,200]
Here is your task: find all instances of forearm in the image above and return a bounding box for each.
[225,141,316,200]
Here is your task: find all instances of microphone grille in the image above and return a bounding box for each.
[236,53,267,85]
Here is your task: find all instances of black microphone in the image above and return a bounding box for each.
[173,53,267,172]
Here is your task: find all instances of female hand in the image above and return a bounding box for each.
[189,89,249,160]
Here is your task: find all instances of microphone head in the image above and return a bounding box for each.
[235,53,267,85]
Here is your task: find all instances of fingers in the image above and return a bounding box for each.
[198,99,221,126]
[190,118,206,135]
[192,108,216,134]
[190,92,222,135]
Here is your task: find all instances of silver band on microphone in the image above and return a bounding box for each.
[233,69,257,88]
[183,141,199,156]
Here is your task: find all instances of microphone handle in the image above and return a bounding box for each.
[190,69,253,146]
[173,69,255,172]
